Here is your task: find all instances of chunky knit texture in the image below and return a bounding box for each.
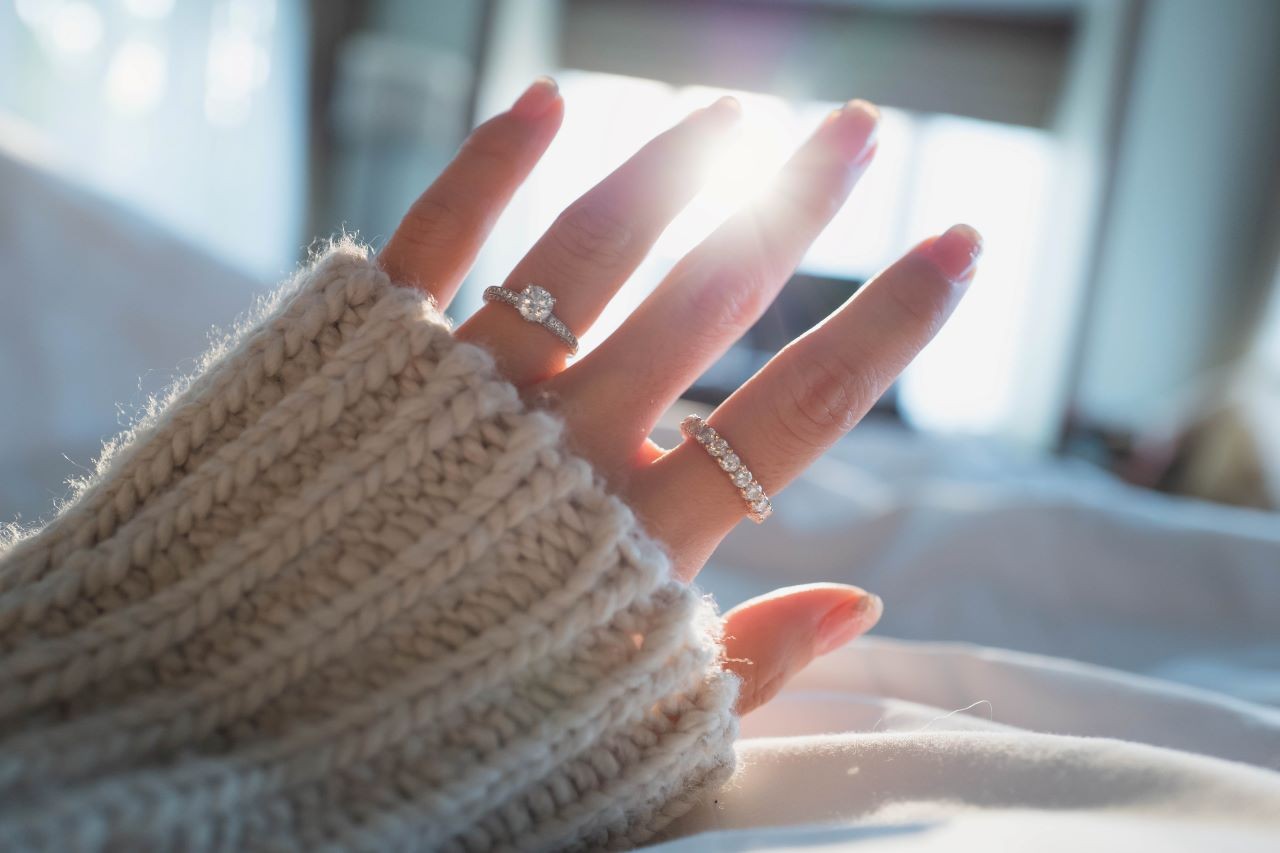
[0,244,739,851]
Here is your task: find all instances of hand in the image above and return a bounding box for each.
[379,78,981,714]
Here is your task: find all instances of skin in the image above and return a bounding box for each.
[379,77,983,715]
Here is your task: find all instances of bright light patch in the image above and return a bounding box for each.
[895,116,1056,435]
[656,86,796,258]
[201,0,277,127]
[105,41,168,116]
[14,0,53,29]
[537,72,931,354]
[123,0,176,19]
[479,70,1059,440]
[204,31,271,126]
[46,1,103,56]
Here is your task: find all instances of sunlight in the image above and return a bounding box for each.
[105,40,168,116]
[22,0,104,58]
[204,0,276,127]
[896,116,1057,435]
[656,86,796,258]
[486,70,1059,439]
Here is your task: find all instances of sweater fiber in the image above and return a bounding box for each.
[0,244,738,851]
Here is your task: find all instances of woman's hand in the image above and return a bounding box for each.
[379,78,981,714]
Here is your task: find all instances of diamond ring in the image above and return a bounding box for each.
[483,284,579,355]
[680,414,773,523]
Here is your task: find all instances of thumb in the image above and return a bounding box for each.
[722,583,882,715]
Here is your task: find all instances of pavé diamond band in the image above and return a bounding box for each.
[680,414,773,523]
[483,284,579,355]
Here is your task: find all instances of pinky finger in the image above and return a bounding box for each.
[722,583,882,715]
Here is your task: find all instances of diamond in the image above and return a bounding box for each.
[751,497,771,515]
[743,483,763,501]
[719,453,740,472]
[697,428,715,445]
[516,285,555,322]
[731,469,752,488]
[708,438,729,457]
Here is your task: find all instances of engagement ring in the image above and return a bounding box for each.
[483,284,579,355]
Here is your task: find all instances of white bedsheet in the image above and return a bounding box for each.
[653,419,1280,849]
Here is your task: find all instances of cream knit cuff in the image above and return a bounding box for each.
[0,242,739,851]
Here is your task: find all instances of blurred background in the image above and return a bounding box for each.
[1,0,1279,524]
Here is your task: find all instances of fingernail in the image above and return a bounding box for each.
[710,94,742,121]
[691,95,742,132]
[814,592,883,656]
[821,99,879,164]
[923,224,984,283]
[510,76,560,119]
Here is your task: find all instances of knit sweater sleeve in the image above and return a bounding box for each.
[0,243,739,852]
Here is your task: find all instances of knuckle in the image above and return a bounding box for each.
[460,117,524,164]
[806,181,851,222]
[548,203,635,269]
[399,194,465,251]
[686,258,768,338]
[739,668,786,714]
[776,159,849,225]
[776,353,877,448]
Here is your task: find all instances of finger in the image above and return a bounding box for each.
[722,583,882,716]
[644,225,983,560]
[555,100,879,455]
[378,77,564,307]
[456,96,741,385]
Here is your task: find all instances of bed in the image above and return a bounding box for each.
[655,418,1280,848]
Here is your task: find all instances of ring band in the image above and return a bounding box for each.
[483,284,579,355]
[680,414,773,523]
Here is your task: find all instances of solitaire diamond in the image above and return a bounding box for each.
[482,284,579,354]
[516,285,555,322]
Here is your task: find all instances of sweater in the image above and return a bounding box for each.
[0,243,739,852]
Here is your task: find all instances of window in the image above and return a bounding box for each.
[0,0,305,279]
[468,69,1059,435]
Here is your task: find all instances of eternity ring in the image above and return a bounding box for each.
[483,284,579,355]
[681,414,773,523]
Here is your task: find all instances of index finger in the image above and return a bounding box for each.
[378,77,563,306]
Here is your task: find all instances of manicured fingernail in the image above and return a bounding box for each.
[709,94,741,115]
[924,224,984,283]
[510,76,560,119]
[690,95,742,133]
[814,592,883,656]
[821,99,879,163]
